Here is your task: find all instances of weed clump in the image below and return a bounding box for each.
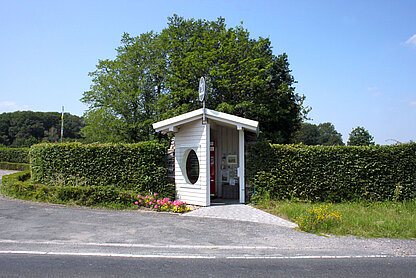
[296,203,342,233]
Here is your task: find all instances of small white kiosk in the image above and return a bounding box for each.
[153,108,258,206]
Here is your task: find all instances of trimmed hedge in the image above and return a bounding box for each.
[1,171,140,208]
[0,147,30,164]
[247,141,416,202]
[0,162,30,171]
[30,141,175,197]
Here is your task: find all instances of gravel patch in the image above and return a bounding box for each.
[183,203,298,228]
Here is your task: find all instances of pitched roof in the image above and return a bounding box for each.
[153,108,259,134]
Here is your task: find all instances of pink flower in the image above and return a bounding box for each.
[145,195,149,198]
[139,200,142,203]
[149,201,153,205]
[135,201,139,205]
[154,205,158,209]
[154,193,158,196]
[138,195,141,198]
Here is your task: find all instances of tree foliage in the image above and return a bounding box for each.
[0,111,83,147]
[317,123,344,146]
[81,32,166,143]
[347,126,375,146]
[82,15,307,143]
[294,122,344,146]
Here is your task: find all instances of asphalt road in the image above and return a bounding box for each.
[1,254,415,278]
[1,195,415,258]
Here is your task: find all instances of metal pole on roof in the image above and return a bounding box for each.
[203,96,206,124]
[199,77,207,125]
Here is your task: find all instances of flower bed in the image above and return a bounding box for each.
[135,193,191,213]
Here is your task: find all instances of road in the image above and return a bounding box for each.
[1,254,415,278]
[1,195,415,257]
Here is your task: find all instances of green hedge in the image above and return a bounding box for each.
[0,162,30,171]
[0,171,141,209]
[247,141,416,202]
[0,147,30,164]
[30,141,174,197]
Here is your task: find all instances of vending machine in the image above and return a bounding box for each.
[210,141,216,197]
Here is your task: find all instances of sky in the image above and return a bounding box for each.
[0,0,415,145]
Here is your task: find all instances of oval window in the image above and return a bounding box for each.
[186,149,199,184]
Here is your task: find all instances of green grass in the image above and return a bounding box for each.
[256,198,416,239]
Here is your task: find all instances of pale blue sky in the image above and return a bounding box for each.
[1,0,415,144]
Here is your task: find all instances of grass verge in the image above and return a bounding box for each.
[256,198,416,239]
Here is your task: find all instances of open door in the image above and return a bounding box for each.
[210,141,216,198]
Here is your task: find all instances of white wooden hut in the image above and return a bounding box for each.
[153,108,258,206]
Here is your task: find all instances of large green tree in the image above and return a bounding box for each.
[82,15,308,143]
[294,122,344,146]
[317,123,344,146]
[81,32,167,143]
[293,123,320,145]
[347,126,375,146]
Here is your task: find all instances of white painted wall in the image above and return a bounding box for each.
[174,120,210,206]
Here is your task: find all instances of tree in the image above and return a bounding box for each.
[0,111,83,147]
[347,126,374,146]
[293,123,319,145]
[81,109,127,143]
[317,123,344,146]
[81,32,167,143]
[82,15,308,143]
[294,122,344,146]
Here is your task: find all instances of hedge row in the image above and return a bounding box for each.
[0,162,30,171]
[0,147,30,163]
[30,141,174,197]
[247,141,416,202]
[1,171,141,209]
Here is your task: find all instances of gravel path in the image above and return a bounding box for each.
[183,204,298,228]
